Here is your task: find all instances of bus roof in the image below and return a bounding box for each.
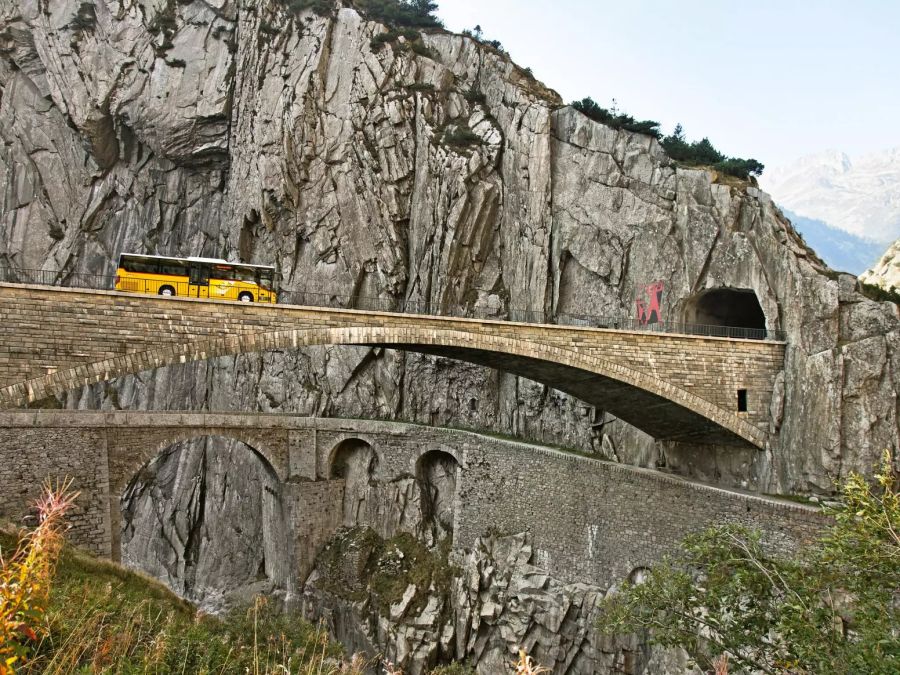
[118,253,276,271]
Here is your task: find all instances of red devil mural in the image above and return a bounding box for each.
[635,281,664,325]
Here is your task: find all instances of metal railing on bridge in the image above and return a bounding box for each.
[0,266,787,341]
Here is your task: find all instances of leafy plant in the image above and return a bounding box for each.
[0,479,79,673]
[352,0,442,29]
[443,126,482,147]
[661,123,764,179]
[859,281,900,305]
[284,0,334,16]
[409,39,436,58]
[68,3,96,32]
[597,451,900,674]
[512,649,550,674]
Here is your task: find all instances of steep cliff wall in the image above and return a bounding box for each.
[1,0,897,495]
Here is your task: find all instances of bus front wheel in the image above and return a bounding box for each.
[239,292,254,303]
[159,286,175,297]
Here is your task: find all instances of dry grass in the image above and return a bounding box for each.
[0,479,79,674]
[0,481,367,675]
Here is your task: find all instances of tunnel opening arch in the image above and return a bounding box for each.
[682,287,768,337]
[415,449,461,545]
[328,437,379,526]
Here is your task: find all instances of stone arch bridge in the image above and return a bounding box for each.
[0,410,822,590]
[0,283,786,448]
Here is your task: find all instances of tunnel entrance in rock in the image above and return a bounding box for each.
[120,435,289,614]
[683,288,766,335]
[330,438,379,527]
[416,450,460,546]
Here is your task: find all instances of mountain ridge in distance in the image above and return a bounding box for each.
[763,148,900,244]
[782,209,884,276]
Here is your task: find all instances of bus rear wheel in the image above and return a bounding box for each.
[238,292,254,303]
[159,286,175,297]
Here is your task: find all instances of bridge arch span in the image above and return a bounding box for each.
[2,326,768,449]
[110,431,285,562]
[111,429,285,498]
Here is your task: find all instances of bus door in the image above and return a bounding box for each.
[189,265,210,298]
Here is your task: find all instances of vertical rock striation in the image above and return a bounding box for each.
[2,0,894,493]
[1,1,898,662]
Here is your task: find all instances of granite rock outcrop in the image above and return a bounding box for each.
[1,1,898,670]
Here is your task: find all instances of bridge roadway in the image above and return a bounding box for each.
[0,283,786,448]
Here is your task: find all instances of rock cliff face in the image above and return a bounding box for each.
[1,0,899,669]
[2,0,896,493]
[302,529,698,675]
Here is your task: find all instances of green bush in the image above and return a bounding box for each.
[353,0,442,29]
[597,453,900,674]
[284,0,333,16]
[68,2,96,31]
[443,126,482,147]
[660,123,764,179]
[409,38,436,58]
[572,100,766,180]
[571,97,661,139]
[859,281,900,305]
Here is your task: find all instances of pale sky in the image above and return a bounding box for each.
[436,0,900,170]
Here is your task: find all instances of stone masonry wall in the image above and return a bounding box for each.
[0,284,785,441]
[0,427,111,554]
[0,412,824,588]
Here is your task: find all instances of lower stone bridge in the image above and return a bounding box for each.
[0,284,786,448]
[0,410,823,589]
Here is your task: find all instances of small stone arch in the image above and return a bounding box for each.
[416,449,461,545]
[110,427,286,500]
[628,566,651,585]
[329,438,379,526]
[683,288,767,337]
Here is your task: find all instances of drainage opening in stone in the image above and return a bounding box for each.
[737,389,748,412]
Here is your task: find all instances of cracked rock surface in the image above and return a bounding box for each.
[1,0,898,667]
[3,0,894,493]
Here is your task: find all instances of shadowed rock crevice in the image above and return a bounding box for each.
[416,449,459,546]
[120,435,291,613]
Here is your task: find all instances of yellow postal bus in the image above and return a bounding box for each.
[115,253,278,303]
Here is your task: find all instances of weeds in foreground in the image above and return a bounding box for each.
[0,479,79,674]
[513,649,550,675]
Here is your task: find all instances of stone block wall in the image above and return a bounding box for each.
[289,479,345,582]
[0,427,111,555]
[452,437,825,586]
[0,284,784,440]
[0,412,825,590]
